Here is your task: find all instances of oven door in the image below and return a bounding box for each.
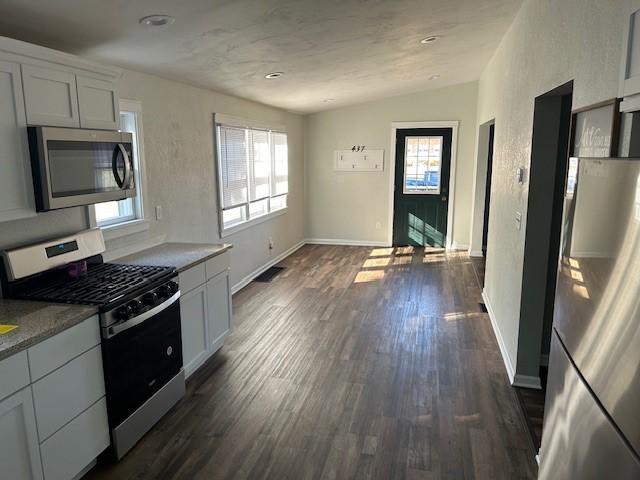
[28,126,136,211]
[101,293,183,428]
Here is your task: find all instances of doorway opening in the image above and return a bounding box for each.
[469,119,496,287]
[387,121,459,248]
[513,81,574,453]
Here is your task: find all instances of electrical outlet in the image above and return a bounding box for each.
[375,221,382,230]
[155,205,162,221]
[515,211,522,231]
[268,237,274,250]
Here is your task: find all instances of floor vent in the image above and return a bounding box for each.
[479,302,488,313]
[254,266,285,283]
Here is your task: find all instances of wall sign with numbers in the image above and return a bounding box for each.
[334,149,384,171]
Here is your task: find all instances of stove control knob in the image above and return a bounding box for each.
[142,292,159,306]
[168,281,179,294]
[128,299,143,314]
[157,285,171,298]
[115,305,133,321]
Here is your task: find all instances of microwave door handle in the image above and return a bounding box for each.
[112,144,125,188]
[119,143,133,189]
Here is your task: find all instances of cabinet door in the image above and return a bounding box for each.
[0,388,44,480]
[77,75,119,130]
[180,284,209,378]
[0,60,36,222]
[621,0,640,97]
[206,271,232,352]
[22,64,80,127]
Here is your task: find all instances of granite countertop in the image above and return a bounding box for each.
[115,242,232,273]
[0,300,98,361]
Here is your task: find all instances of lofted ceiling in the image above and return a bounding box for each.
[0,0,523,113]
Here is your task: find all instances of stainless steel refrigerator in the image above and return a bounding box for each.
[538,157,640,478]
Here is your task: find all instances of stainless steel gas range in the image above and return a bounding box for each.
[0,229,185,460]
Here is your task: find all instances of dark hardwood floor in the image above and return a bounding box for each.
[87,245,537,480]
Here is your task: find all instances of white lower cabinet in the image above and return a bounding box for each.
[40,398,109,480]
[180,284,209,377]
[206,271,232,351]
[0,315,109,480]
[0,387,43,480]
[179,252,232,379]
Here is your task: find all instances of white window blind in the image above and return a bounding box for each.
[248,129,270,201]
[219,126,248,209]
[216,121,289,232]
[271,132,288,196]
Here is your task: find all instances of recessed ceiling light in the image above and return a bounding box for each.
[139,15,175,27]
[420,36,440,44]
[264,72,284,79]
[428,74,440,81]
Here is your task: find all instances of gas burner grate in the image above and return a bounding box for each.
[17,263,174,306]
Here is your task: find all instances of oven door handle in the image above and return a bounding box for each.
[105,291,180,339]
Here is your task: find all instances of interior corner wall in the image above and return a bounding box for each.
[476,0,625,376]
[303,81,479,247]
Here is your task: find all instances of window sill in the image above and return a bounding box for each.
[100,218,150,241]
[220,208,287,238]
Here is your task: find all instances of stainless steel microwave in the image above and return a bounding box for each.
[27,126,135,212]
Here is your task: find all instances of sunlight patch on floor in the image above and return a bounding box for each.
[354,270,385,283]
[369,248,394,257]
[363,257,391,268]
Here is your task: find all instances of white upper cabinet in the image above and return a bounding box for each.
[0,60,35,222]
[77,75,119,130]
[0,35,122,223]
[22,64,80,127]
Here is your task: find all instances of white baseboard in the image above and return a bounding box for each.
[468,249,484,257]
[231,240,306,294]
[305,238,388,247]
[482,290,515,384]
[513,374,542,390]
[450,241,469,250]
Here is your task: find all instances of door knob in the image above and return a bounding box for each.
[442,196,447,202]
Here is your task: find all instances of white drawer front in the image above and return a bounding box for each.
[205,251,230,280]
[40,397,109,480]
[28,315,100,381]
[32,345,105,441]
[179,262,206,293]
[0,351,30,401]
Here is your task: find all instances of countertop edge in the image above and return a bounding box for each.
[0,305,99,362]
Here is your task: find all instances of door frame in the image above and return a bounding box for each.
[387,121,459,248]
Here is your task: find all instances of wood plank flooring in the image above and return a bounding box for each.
[86,245,537,480]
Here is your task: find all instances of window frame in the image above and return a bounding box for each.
[215,117,289,237]
[88,99,149,240]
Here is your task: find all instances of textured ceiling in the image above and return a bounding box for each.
[0,0,523,113]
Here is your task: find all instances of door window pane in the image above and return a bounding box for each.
[403,136,443,194]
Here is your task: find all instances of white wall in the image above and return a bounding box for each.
[477,0,625,370]
[304,81,478,247]
[0,68,305,290]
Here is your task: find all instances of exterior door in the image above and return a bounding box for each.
[393,128,452,247]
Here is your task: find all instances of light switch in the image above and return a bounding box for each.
[155,205,162,221]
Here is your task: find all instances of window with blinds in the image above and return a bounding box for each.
[216,123,288,231]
